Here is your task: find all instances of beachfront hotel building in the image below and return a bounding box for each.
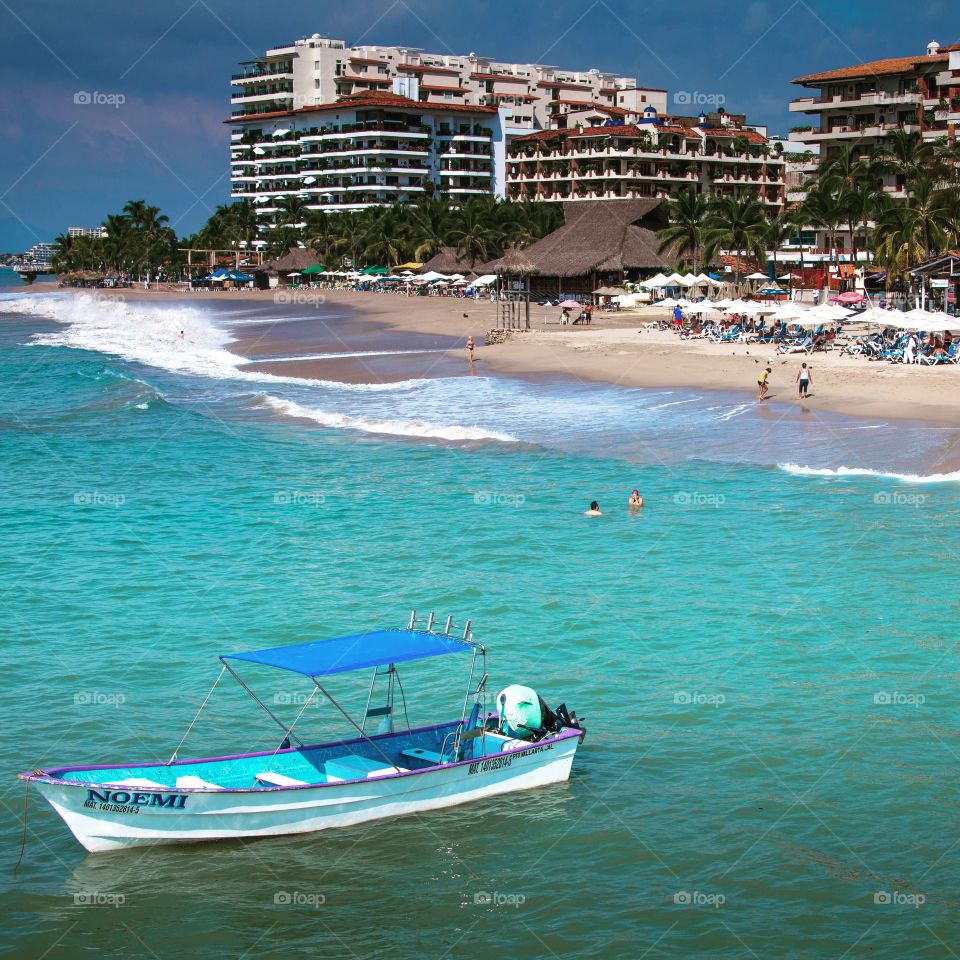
[788,41,960,198]
[505,110,785,209]
[783,41,960,265]
[228,87,508,225]
[230,34,668,133]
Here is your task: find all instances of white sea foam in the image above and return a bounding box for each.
[258,395,518,443]
[778,463,960,484]
[716,403,753,422]
[9,294,419,391]
[244,349,448,362]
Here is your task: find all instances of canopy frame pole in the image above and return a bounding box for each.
[166,666,226,765]
[269,684,321,757]
[221,660,305,747]
[453,647,479,759]
[312,680,401,773]
[360,664,395,735]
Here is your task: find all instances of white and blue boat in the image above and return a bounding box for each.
[19,613,585,852]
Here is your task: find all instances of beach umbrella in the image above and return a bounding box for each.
[301,264,325,275]
[658,297,680,308]
[558,300,581,309]
[746,272,770,281]
[361,265,388,276]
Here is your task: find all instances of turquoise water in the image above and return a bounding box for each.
[2,297,960,958]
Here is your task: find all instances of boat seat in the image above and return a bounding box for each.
[104,777,167,789]
[175,775,225,790]
[400,747,444,767]
[324,754,408,782]
[255,771,311,787]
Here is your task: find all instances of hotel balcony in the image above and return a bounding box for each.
[789,90,921,112]
[230,90,294,105]
[790,122,919,141]
[299,125,431,141]
[231,70,294,86]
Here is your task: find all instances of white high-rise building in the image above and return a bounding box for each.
[230,35,668,133]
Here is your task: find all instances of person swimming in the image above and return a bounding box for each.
[628,490,643,509]
[584,501,602,516]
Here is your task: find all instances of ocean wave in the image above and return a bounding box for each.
[7,294,419,391]
[778,463,960,484]
[257,395,519,443]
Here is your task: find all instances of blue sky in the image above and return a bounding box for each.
[0,0,955,250]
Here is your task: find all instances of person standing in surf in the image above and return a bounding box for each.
[465,336,476,370]
[796,363,812,398]
[757,367,771,402]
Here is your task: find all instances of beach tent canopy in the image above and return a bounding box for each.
[746,272,770,281]
[467,274,497,288]
[227,270,253,282]
[361,265,388,276]
[394,262,423,271]
[418,270,450,282]
[301,264,325,275]
[593,286,624,295]
[222,629,473,679]
[639,273,670,288]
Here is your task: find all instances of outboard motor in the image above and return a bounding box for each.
[497,685,585,741]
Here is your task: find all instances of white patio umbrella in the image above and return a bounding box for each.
[658,297,680,308]
[746,272,770,281]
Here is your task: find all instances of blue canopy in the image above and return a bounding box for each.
[221,629,473,678]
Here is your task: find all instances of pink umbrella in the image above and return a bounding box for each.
[558,300,582,309]
[830,291,866,304]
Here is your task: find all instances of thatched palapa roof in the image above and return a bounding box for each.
[499,200,669,278]
[420,246,477,274]
[481,246,540,276]
[265,247,321,272]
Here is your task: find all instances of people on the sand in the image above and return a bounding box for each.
[757,367,771,401]
[585,501,602,516]
[628,490,643,510]
[796,362,812,398]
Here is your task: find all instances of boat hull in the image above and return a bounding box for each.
[27,732,582,852]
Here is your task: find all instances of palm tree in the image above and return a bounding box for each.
[764,212,796,288]
[447,204,502,266]
[360,206,410,270]
[905,174,949,259]
[657,187,708,274]
[873,205,925,283]
[274,195,308,228]
[702,195,769,288]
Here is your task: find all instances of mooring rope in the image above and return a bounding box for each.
[166,666,226,765]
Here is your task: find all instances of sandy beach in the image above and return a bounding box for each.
[22,281,960,427]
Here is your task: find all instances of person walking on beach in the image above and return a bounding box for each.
[465,336,476,368]
[628,490,644,511]
[904,332,917,365]
[796,362,812,398]
[585,501,603,516]
[757,367,771,402]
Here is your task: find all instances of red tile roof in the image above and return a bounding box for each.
[569,124,644,139]
[702,127,768,144]
[470,73,529,84]
[226,90,496,123]
[398,64,461,75]
[420,85,467,93]
[539,81,594,90]
[792,48,958,84]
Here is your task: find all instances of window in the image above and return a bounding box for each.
[314,60,320,69]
